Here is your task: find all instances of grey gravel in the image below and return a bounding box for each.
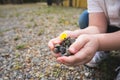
[0,3,119,80]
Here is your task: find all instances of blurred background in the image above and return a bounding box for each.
[0,0,87,8]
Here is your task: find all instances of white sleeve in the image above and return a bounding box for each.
[87,0,104,13]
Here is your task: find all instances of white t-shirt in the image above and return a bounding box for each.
[88,0,120,28]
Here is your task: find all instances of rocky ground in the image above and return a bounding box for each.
[0,3,120,80]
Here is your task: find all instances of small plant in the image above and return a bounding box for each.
[30,18,34,22]
[54,33,75,56]
[38,29,44,36]
[16,44,27,50]
[0,30,3,36]
[0,14,5,18]
[26,23,32,28]
[13,62,22,70]
[14,35,20,41]
[26,22,37,28]
[15,52,20,58]
[15,13,20,17]
[59,17,65,24]
[33,22,38,27]
[0,29,11,36]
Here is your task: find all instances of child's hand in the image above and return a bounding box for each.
[56,34,99,66]
[48,30,77,57]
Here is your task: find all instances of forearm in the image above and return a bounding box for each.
[73,12,107,37]
[73,26,106,37]
[96,31,120,51]
[81,26,106,33]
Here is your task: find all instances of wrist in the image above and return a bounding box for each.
[93,34,101,51]
[83,26,104,34]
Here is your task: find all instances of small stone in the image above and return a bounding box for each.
[69,67,74,71]
[26,68,31,72]
[60,47,66,55]
[4,76,9,80]
[54,44,60,53]
[31,57,40,64]
[55,64,61,68]
[18,74,23,79]
[54,47,60,53]
[0,74,2,78]
[41,77,47,80]
[25,57,31,63]
[0,78,3,80]
[26,74,32,79]
[84,72,92,78]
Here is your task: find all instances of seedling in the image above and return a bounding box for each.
[54,33,75,56]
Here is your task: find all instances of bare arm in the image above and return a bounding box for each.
[89,12,107,33]
[97,31,120,51]
[48,12,120,65]
[72,12,108,37]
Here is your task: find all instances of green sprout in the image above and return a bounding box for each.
[16,44,27,50]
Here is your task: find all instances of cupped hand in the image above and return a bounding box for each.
[56,34,100,66]
[48,30,77,57]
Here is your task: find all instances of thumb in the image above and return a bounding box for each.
[69,35,89,54]
[48,37,62,50]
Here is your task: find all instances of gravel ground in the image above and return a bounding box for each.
[0,3,120,80]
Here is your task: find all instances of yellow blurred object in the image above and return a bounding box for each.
[63,0,87,8]
[63,0,69,7]
[60,33,68,40]
[55,64,61,67]
[64,21,69,25]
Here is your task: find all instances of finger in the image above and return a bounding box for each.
[69,35,89,54]
[48,30,76,50]
[51,51,61,58]
[74,46,95,64]
[57,45,95,66]
[48,37,62,50]
[57,55,78,65]
[60,30,76,38]
[56,54,86,66]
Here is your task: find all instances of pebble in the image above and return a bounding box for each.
[31,57,40,65]
[3,77,9,80]
[0,78,3,80]
[84,72,90,78]
[26,74,32,79]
